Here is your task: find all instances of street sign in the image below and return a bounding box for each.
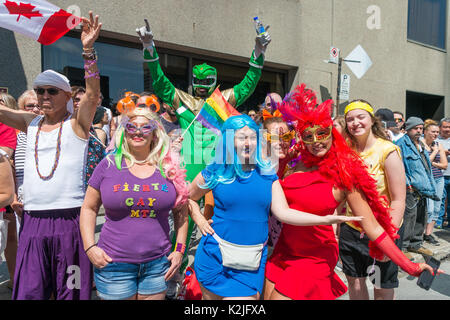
[339,74,350,100]
[329,47,340,64]
[345,45,372,79]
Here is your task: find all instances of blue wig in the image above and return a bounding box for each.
[200,114,274,189]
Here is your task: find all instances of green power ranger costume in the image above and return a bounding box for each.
[136,18,271,275]
[137,19,270,182]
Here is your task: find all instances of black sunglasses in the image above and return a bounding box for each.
[34,88,60,96]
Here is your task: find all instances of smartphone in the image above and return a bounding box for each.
[417,256,440,290]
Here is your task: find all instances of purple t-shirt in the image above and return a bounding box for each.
[89,156,177,263]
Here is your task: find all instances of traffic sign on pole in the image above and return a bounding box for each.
[329,47,340,64]
[339,74,350,100]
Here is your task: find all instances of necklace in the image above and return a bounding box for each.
[134,159,149,165]
[34,113,70,181]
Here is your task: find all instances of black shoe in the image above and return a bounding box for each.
[423,234,440,246]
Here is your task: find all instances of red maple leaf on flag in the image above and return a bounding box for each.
[4,0,43,22]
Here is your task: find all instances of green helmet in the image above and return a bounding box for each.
[192,63,217,96]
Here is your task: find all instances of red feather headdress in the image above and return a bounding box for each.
[278,84,399,260]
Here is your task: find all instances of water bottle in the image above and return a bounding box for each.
[253,16,265,35]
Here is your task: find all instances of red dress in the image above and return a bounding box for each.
[265,170,347,300]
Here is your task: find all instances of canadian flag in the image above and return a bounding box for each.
[0,0,80,45]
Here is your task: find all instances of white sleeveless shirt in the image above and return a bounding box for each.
[23,115,88,210]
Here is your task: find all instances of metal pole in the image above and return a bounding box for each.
[335,57,342,116]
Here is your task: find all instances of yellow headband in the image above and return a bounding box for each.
[344,101,374,116]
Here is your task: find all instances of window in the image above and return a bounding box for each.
[407,0,447,50]
[43,36,144,107]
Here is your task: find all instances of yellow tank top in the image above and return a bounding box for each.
[346,138,402,232]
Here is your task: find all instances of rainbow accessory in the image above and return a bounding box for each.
[194,87,241,135]
[34,113,71,181]
[344,101,374,116]
[173,242,186,255]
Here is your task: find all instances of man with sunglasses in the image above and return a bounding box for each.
[0,11,102,300]
[394,111,405,133]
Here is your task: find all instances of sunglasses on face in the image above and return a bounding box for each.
[136,103,160,113]
[24,103,40,110]
[394,118,403,123]
[124,121,157,135]
[301,125,333,144]
[265,130,295,143]
[34,88,60,96]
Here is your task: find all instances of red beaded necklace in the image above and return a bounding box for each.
[34,113,71,181]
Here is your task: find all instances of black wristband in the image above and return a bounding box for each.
[85,244,97,253]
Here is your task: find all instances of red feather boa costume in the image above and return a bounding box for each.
[278,84,399,260]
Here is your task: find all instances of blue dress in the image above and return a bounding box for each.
[194,168,278,297]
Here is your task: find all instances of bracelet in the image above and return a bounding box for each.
[85,244,97,253]
[173,243,186,255]
[83,47,95,52]
[82,52,97,60]
[84,59,100,79]
[82,48,97,60]
[84,71,100,80]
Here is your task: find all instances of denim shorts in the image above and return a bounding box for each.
[94,255,171,300]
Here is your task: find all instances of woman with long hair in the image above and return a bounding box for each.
[340,100,406,300]
[188,114,362,300]
[264,84,437,300]
[80,107,190,300]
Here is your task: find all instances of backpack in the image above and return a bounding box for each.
[85,127,106,190]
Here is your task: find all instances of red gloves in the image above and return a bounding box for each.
[374,232,422,277]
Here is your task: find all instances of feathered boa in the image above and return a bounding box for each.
[278,84,399,260]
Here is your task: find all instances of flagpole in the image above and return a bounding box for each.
[180,109,202,139]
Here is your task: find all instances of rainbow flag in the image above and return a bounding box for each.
[196,87,241,135]
[177,87,240,182]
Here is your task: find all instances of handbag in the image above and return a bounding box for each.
[177,267,202,300]
[212,233,267,271]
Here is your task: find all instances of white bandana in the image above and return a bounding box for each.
[33,70,74,114]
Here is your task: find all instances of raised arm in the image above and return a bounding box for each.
[137,20,177,109]
[228,26,271,107]
[271,180,363,226]
[73,12,102,139]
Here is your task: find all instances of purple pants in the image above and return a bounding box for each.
[12,208,93,300]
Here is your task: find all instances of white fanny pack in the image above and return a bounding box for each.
[212,233,267,271]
